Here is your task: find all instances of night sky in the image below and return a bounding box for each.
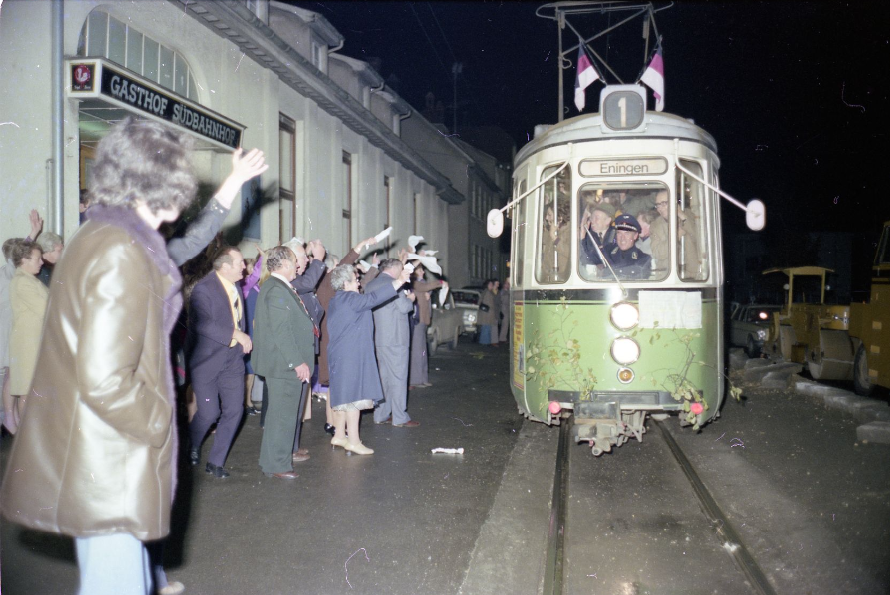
[293,1,889,287]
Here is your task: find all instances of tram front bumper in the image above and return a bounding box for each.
[548,389,681,444]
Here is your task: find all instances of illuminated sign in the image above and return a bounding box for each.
[68,59,244,151]
[579,157,668,177]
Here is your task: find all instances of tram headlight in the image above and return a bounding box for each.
[610,302,639,331]
[610,337,640,365]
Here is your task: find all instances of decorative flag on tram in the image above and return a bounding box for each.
[574,44,600,112]
[640,46,665,111]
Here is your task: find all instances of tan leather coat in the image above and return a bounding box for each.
[8,268,48,395]
[1,206,182,540]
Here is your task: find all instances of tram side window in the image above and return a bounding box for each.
[675,160,708,281]
[535,165,572,284]
[513,178,527,287]
[579,182,668,281]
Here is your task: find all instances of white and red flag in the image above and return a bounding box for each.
[573,44,600,111]
[640,46,665,111]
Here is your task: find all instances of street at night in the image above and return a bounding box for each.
[2,1,890,594]
[3,342,888,594]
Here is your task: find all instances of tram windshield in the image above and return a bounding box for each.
[534,161,709,284]
[578,182,666,282]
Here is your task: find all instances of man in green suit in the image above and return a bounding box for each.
[252,246,317,479]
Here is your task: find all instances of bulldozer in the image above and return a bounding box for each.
[762,221,890,394]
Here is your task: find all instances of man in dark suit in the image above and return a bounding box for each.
[277,238,325,459]
[252,246,316,479]
[187,247,252,478]
[369,259,418,427]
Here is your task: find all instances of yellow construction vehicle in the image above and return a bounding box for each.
[848,220,890,395]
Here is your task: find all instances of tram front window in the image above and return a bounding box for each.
[578,183,669,281]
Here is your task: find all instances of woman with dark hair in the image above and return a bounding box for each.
[326,263,409,454]
[0,118,266,595]
[8,239,48,423]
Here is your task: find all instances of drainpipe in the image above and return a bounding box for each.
[51,0,64,235]
[394,109,412,137]
[323,38,343,74]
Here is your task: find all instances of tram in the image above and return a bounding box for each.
[487,83,764,456]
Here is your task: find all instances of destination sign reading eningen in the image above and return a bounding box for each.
[579,157,668,177]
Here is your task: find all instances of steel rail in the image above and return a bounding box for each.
[542,419,572,595]
[653,420,778,595]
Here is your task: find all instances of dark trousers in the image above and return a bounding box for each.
[189,347,245,467]
[259,376,305,474]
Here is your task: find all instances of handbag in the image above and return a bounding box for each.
[479,303,490,312]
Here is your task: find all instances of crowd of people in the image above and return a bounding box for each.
[0,118,476,595]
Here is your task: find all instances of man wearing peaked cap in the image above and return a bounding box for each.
[606,214,652,279]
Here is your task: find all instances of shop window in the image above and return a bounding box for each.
[126,30,143,73]
[107,17,126,64]
[159,46,174,91]
[86,11,107,57]
[174,54,189,97]
[79,10,200,101]
[143,38,159,81]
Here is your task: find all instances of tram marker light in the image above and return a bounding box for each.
[548,401,562,415]
[610,337,641,365]
[610,302,639,331]
[487,209,504,238]
[617,368,635,383]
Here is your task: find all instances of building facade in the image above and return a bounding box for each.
[0,0,469,269]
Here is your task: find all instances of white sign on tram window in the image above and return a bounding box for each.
[579,157,668,177]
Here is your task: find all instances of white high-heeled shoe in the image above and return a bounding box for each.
[343,441,374,455]
[331,436,348,449]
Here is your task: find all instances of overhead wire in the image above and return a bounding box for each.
[427,2,483,126]
[410,3,451,77]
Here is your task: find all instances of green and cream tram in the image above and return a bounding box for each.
[491,85,763,456]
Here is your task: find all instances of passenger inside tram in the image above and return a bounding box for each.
[537,165,572,283]
[650,184,704,280]
[578,183,670,282]
[602,213,652,279]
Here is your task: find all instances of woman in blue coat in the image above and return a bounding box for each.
[326,263,409,455]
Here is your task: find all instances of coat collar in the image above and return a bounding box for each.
[85,204,180,285]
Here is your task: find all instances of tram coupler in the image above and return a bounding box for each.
[572,418,620,454]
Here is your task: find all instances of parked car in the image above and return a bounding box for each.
[427,288,462,355]
[729,302,782,357]
[452,289,482,335]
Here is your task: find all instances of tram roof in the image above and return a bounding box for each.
[515,111,719,166]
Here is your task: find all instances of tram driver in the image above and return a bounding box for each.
[604,214,651,279]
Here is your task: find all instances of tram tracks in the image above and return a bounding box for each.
[543,418,778,595]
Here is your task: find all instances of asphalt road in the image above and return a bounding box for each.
[560,365,890,595]
[1,342,888,595]
[0,340,521,595]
